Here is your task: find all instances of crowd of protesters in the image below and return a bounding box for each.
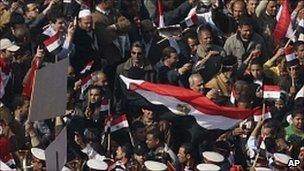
[0,0,304,170]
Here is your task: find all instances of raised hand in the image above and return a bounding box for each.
[35,46,45,58]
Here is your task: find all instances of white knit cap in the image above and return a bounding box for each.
[78,9,91,18]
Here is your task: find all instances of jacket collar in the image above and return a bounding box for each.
[123,58,151,70]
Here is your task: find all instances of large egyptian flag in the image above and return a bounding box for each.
[120,75,261,130]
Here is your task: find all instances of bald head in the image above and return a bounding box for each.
[232,0,246,21]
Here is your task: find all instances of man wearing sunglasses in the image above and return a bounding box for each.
[116,41,155,82]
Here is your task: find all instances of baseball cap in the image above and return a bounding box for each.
[0,39,20,52]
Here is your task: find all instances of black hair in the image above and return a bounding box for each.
[12,95,26,111]
[238,16,253,27]
[88,85,102,93]
[120,144,133,159]
[147,128,164,143]
[10,12,25,28]
[131,41,143,50]
[162,47,177,60]
[131,121,145,132]
[292,109,304,118]
[294,41,304,51]
[180,143,193,156]
[47,8,64,23]
[250,58,263,67]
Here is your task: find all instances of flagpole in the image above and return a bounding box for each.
[128,129,135,147]
[107,127,111,156]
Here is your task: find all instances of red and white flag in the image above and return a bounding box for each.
[100,99,110,112]
[105,114,129,132]
[263,85,281,99]
[80,60,94,74]
[273,0,294,44]
[80,74,93,98]
[43,32,61,53]
[22,58,41,98]
[284,46,296,62]
[156,0,180,53]
[157,0,165,28]
[184,14,199,27]
[120,75,261,130]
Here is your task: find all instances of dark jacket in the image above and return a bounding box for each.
[116,57,155,82]
[72,27,101,73]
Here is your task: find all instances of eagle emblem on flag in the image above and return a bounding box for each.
[175,104,191,115]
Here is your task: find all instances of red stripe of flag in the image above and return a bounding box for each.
[273,0,291,44]
[22,58,41,98]
[43,32,60,52]
[263,85,281,91]
[111,114,128,126]
[131,81,259,120]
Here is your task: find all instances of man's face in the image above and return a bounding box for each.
[105,0,114,9]
[26,4,39,19]
[199,31,212,47]
[89,89,102,104]
[274,99,284,110]
[177,147,188,164]
[187,38,198,54]
[142,108,154,125]
[246,0,259,15]
[134,153,145,165]
[142,27,155,42]
[115,146,125,160]
[131,47,143,64]
[266,1,277,17]
[261,127,272,139]
[233,2,245,21]
[167,52,179,67]
[53,18,66,33]
[134,127,146,142]
[238,25,253,41]
[146,134,158,149]
[288,65,300,79]
[93,75,108,87]
[296,44,304,65]
[0,3,6,16]
[292,114,304,130]
[1,50,14,62]
[78,16,92,32]
[20,100,30,118]
[250,64,263,79]
[190,76,204,93]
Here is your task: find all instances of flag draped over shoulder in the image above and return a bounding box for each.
[119,75,261,130]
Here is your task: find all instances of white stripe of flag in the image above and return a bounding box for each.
[120,75,261,130]
[263,85,281,99]
[80,61,94,74]
[43,32,61,53]
[105,114,129,132]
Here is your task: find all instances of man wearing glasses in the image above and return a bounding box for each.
[115,41,155,82]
